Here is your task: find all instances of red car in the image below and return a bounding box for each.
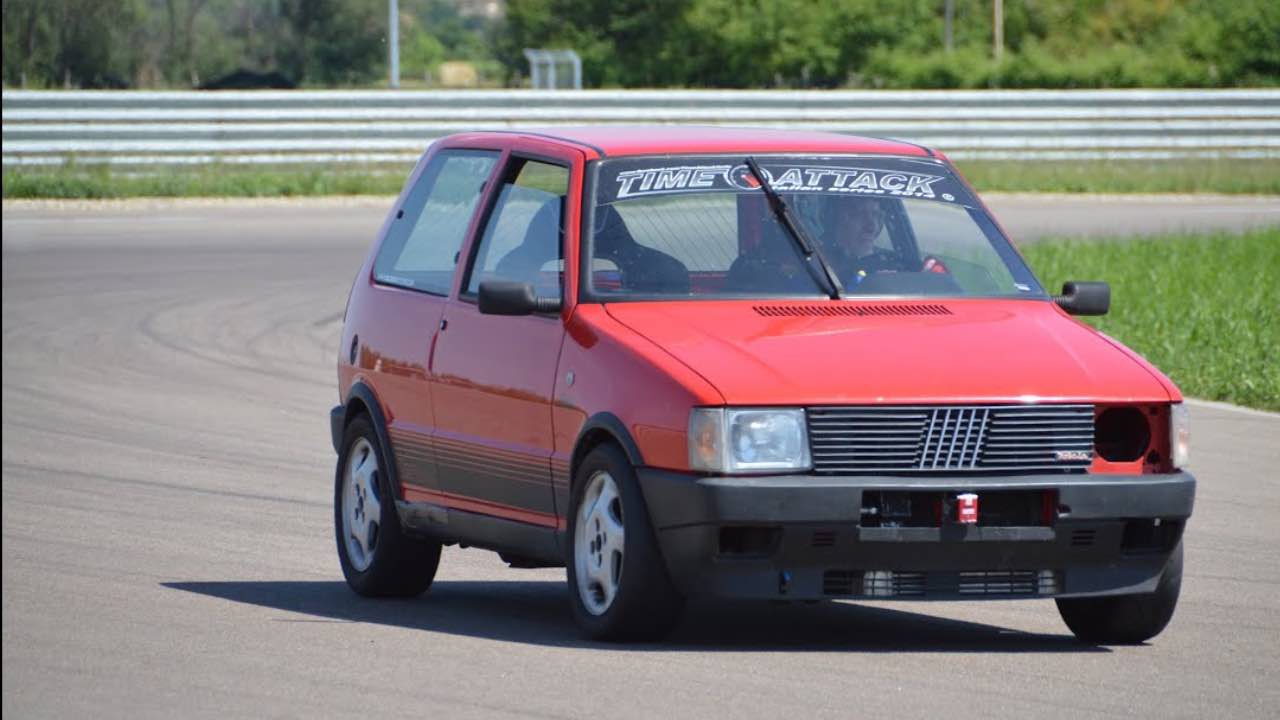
[331,127,1194,643]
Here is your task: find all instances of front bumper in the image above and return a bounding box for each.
[638,469,1195,601]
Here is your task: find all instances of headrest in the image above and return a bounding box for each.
[593,204,633,257]
[523,198,561,247]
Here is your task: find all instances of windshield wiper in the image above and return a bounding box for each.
[744,157,843,300]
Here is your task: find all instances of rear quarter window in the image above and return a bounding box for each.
[375,149,500,295]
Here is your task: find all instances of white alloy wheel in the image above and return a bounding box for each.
[342,437,382,572]
[575,470,626,615]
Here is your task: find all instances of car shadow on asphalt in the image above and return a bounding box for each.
[163,580,1108,653]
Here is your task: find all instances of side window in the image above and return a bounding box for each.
[465,159,570,297]
[374,149,499,295]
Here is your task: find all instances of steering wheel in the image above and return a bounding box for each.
[860,247,907,272]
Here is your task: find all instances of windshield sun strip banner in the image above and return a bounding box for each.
[598,157,975,206]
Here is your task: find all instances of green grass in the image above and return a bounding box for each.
[1021,227,1280,411]
[4,158,1279,199]
[2,163,408,199]
[958,158,1280,195]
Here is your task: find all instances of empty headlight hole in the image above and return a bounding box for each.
[1095,407,1151,462]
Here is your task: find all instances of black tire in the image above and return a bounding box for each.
[335,415,441,597]
[566,443,684,641]
[1056,541,1183,644]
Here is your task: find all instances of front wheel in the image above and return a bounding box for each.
[1056,542,1183,644]
[335,415,441,597]
[566,444,684,641]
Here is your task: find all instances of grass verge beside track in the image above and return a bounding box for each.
[4,158,1280,198]
[1022,227,1280,411]
[957,158,1280,195]
[2,164,408,199]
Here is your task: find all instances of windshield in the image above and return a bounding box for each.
[585,155,1045,300]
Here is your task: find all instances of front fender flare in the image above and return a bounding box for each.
[572,412,645,472]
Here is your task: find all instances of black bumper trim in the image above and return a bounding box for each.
[637,469,1195,527]
[636,469,1194,601]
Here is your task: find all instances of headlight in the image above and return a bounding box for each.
[1170,403,1190,468]
[689,408,811,474]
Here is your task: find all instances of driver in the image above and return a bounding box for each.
[725,195,901,294]
[821,196,899,286]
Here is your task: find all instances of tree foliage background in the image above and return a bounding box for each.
[3,0,1277,89]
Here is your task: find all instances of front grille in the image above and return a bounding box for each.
[823,569,1060,597]
[807,404,1094,474]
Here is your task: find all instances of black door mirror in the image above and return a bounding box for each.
[477,280,562,316]
[1054,281,1110,316]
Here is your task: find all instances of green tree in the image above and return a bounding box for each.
[499,0,686,86]
[676,0,843,87]
[1209,0,1280,84]
[277,0,386,86]
[3,0,1276,90]
[401,23,446,82]
[3,0,143,87]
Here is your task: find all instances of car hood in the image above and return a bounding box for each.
[603,299,1174,406]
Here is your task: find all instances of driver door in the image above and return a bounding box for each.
[428,145,578,530]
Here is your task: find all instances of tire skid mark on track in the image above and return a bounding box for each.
[4,460,328,509]
[136,297,333,388]
[1,387,323,473]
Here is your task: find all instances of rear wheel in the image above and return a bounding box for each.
[335,415,441,597]
[566,444,684,641]
[1056,542,1183,644]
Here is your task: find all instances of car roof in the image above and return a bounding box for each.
[448,126,935,159]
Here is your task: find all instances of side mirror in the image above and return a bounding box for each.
[1054,281,1110,316]
[477,280,561,316]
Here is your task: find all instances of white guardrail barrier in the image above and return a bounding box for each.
[3,88,1279,166]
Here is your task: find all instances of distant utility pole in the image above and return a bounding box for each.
[993,0,1004,61]
[945,0,954,53]
[389,0,400,88]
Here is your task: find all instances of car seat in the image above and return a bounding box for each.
[593,205,690,294]
[493,197,562,291]
[723,221,813,294]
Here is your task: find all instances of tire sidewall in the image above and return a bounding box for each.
[334,415,398,593]
[1057,540,1184,644]
[565,443,682,639]
[1132,539,1183,637]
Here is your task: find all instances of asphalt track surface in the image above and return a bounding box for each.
[3,197,1279,719]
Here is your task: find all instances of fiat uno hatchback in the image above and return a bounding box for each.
[331,127,1194,642]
